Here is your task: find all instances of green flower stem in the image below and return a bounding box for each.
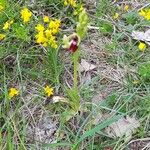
[72,49,79,92]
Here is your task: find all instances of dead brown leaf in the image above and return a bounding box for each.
[105,116,140,140]
[79,59,97,72]
[52,96,69,103]
[132,30,150,45]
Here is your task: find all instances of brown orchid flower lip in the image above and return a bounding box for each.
[69,35,78,52]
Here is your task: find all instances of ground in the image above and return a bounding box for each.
[0,0,150,150]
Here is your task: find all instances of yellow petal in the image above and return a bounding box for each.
[138,42,146,52]
[43,16,49,23]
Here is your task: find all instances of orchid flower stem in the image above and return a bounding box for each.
[72,49,79,92]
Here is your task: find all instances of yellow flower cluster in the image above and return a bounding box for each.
[0,34,6,40]
[8,88,19,98]
[0,20,13,40]
[3,20,13,30]
[35,18,61,48]
[21,7,32,23]
[43,16,49,23]
[44,85,54,97]
[64,0,76,7]
[49,19,61,34]
[139,9,150,20]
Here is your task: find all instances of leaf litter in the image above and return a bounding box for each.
[132,29,150,45]
[79,59,97,72]
[105,116,140,140]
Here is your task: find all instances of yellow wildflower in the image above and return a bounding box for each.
[3,22,9,30]
[44,85,54,97]
[139,9,150,20]
[113,13,119,19]
[35,24,45,32]
[124,5,129,11]
[64,0,76,7]
[49,36,58,49]
[42,42,48,47]
[49,19,61,35]
[35,19,60,48]
[8,88,19,98]
[49,20,57,29]
[21,7,32,23]
[49,21,54,29]
[51,29,58,35]
[3,20,13,30]
[55,19,61,26]
[48,35,58,48]
[138,42,146,51]
[35,31,48,44]
[45,29,52,38]
[43,16,49,23]
[139,9,146,17]
[70,0,76,7]
[0,34,6,40]
[50,40,58,49]
[52,43,58,49]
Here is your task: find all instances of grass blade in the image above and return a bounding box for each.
[72,114,123,150]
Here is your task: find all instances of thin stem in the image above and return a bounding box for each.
[73,50,79,91]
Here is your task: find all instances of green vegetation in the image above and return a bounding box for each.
[0,0,150,149]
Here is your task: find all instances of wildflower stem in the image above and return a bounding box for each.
[72,50,79,92]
